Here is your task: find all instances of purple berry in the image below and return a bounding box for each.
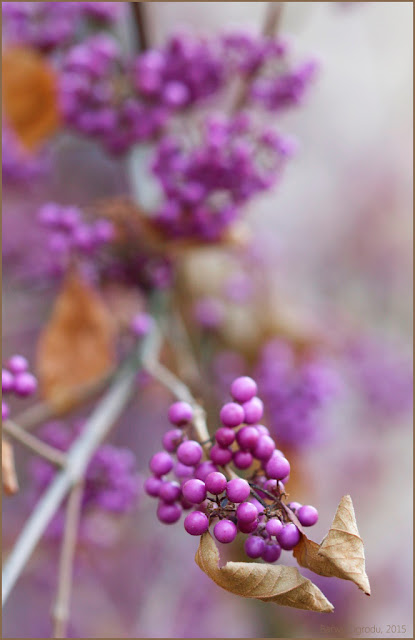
[157,501,182,524]
[265,518,283,537]
[214,519,237,544]
[233,450,253,469]
[297,505,319,526]
[287,501,302,512]
[226,478,250,503]
[2,401,10,421]
[253,435,275,461]
[182,479,207,504]
[265,455,290,480]
[242,397,264,424]
[255,424,270,436]
[144,476,162,497]
[194,461,217,481]
[236,425,259,450]
[277,523,301,550]
[2,369,14,393]
[131,312,153,337]
[159,480,181,503]
[205,471,227,495]
[236,501,258,523]
[215,427,236,447]
[209,445,232,466]
[13,372,37,397]
[174,462,195,478]
[149,451,174,476]
[168,401,194,426]
[262,543,282,563]
[177,440,202,466]
[184,510,209,536]
[220,402,245,427]
[238,518,259,534]
[245,535,265,558]
[162,428,183,453]
[263,479,278,493]
[7,355,28,374]
[231,376,257,403]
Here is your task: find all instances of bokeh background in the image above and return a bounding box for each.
[2,2,413,638]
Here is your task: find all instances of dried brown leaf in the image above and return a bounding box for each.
[293,495,370,596]
[37,272,116,402]
[2,47,60,149]
[2,438,19,496]
[195,531,334,612]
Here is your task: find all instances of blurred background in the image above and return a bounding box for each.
[2,2,413,638]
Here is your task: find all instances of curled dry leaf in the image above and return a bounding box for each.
[37,272,116,403]
[2,47,60,150]
[2,438,19,496]
[293,495,371,596]
[195,531,334,613]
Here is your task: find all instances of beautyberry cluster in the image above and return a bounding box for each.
[145,377,319,563]
[37,201,114,275]
[2,355,37,421]
[152,113,296,241]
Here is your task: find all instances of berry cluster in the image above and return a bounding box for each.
[152,113,296,241]
[2,355,38,421]
[145,377,319,563]
[37,202,114,275]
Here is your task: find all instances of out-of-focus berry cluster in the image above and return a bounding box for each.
[2,355,38,421]
[145,377,319,563]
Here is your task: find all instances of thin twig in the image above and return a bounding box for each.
[52,481,84,639]
[2,438,19,496]
[130,1,148,51]
[3,421,66,467]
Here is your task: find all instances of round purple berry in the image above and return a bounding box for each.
[7,355,28,375]
[168,401,194,426]
[157,501,182,524]
[149,451,174,476]
[277,523,301,550]
[242,397,264,424]
[265,518,283,537]
[245,535,265,559]
[159,480,181,503]
[14,372,37,397]
[144,476,162,497]
[253,435,275,461]
[265,455,290,480]
[226,478,250,503]
[174,462,195,479]
[236,501,258,523]
[182,479,207,504]
[255,424,270,436]
[184,510,209,536]
[263,479,278,493]
[131,312,153,337]
[194,461,217,481]
[162,428,183,453]
[2,369,14,393]
[220,402,245,428]
[214,519,237,544]
[205,471,227,495]
[233,450,253,470]
[236,425,259,451]
[215,427,235,447]
[177,440,202,466]
[287,501,302,512]
[238,518,259,534]
[262,543,282,563]
[297,505,319,527]
[231,376,258,403]
[2,401,10,421]
[209,445,232,466]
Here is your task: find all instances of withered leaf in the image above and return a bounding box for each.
[2,438,19,496]
[293,495,370,596]
[37,272,116,402]
[2,47,60,150]
[195,531,334,613]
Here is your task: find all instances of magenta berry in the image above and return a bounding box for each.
[159,480,181,503]
[245,535,265,558]
[7,355,28,374]
[157,501,182,524]
[174,462,195,478]
[236,425,259,450]
[262,543,282,563]
[238,518,259,534]
[182,478,207,504]
[253,434,275,460]
[215,427,236,447]
[233,450,253,469]
[265,518,283,537]
[214,519,237,544]
[287,501,302,512]
[226,478,250,503]
[297,504,319,526]
[265,455,290,480]
[131,312,153,337]
[205,471,227,495]
[149,451,174,476]
[177,440,202,466]
[194,461,217,481]
[277,523,301,550]
[219,402,245,427]
[144,476,162,497]
[236,501,258,523]
[2,369,14,393]
[168,401,194,426]
[2,401,10,421]
[162,428,183,453]
[255,424,270,436]
[184,510,209,536]
[242,396,264,423]
[231,376,258,403]
[209,444,232,466]
[13,372,37,397]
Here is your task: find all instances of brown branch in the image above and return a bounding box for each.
[3,420,66,467]
[131,1,149,51]
[2,438,19,495]
[52,481,84,638]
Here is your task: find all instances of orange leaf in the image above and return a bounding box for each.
[195,531,334,612]
[2,438,19,496]
[36,272,116,403]
[2,47,60,150]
